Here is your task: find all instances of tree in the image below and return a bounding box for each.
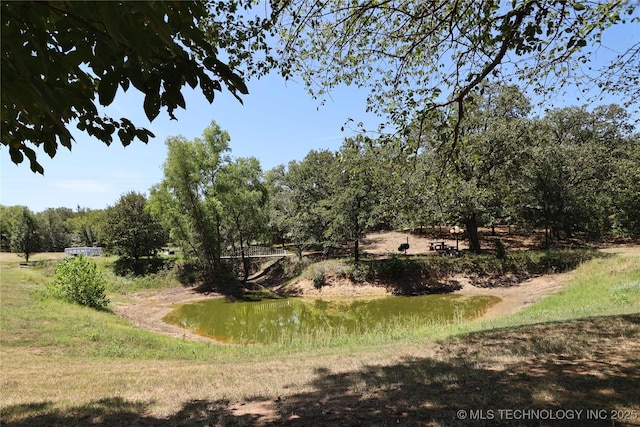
[148,121,231,281]
[0,205,24,251]
[102,192,167,260]
[516,104,634,245]
[326,136,380,263]
[10,207,43,262]
[277,1,638,139]
[37,207,74,252]
[280,150,337,256]
[217,157,269,282]
[370,138,438,232]
[265,164,295,247]
[65,207,107,247]
[611,136,640,237]
[1,1,279,173]
[434,85,532,253]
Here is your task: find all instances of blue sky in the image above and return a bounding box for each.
[1,16,638,213]
[1,75,377,212]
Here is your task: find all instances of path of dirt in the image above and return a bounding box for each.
[112,287,221,343]
[453,272,572,320]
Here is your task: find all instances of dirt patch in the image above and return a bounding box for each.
[361,230,461,255]
[112,287,222,343]
[361,228,541,255]
[453,272,572,320]
[277,277,390,297]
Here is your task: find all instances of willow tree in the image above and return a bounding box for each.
[217,157,269,282]
[148,122,231,281]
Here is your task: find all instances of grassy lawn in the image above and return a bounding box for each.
[1,248,639,426]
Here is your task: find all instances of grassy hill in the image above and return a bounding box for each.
[1,247,639,426]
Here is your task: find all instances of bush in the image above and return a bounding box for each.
[48,255,109,310]
[112,256,170,276]
[347,264,372,282]
[312,269,326,289]
[373,255,404,279]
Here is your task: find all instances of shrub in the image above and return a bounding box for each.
[376,255,406,279]
[312,269,326,289]
[113,256,170,276]
[348,264,372,282]
[48,255,109,310]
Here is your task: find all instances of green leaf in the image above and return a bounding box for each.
[22,146,45,174]
[136,129,152,143]
[143,92,161,121]
[98,72,119,106]
[9,146,24,164]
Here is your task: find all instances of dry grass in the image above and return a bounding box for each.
[2,247,639,426]
[2,315,639,426]
[0,252,67,263]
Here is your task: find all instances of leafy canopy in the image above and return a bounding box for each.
[1,1,277,173]
[276,0,639,134]
[102,191,167,260]
[148,121,232,278]
[9,207,43,263]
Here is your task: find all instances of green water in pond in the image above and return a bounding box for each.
[164,294,500,344]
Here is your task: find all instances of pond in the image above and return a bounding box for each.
[164,294,500,345]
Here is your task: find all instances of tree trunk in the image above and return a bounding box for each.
[464,213,482,254]
[240,250,249,284]
[213,212,223,275]
[353,197,362,264]
[354,237,360,264]
[236,215,249,284]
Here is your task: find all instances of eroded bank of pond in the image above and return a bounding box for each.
[164,294,500,344]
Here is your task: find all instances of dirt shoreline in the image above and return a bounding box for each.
[112,243,640,343]
[112,271,572,343]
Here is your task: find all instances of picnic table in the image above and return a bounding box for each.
[430,241,461,257]
[429,241,447,251]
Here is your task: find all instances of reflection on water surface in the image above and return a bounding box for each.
[164,294,499,344]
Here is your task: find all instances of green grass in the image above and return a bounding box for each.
[2,248,637,358]
[488,249,640,328]
[1,248,639,425]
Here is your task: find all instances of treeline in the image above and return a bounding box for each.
[1,205,98,258]
[2,86,639,279]
[0,194,166,264]
[266,86,639,257]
